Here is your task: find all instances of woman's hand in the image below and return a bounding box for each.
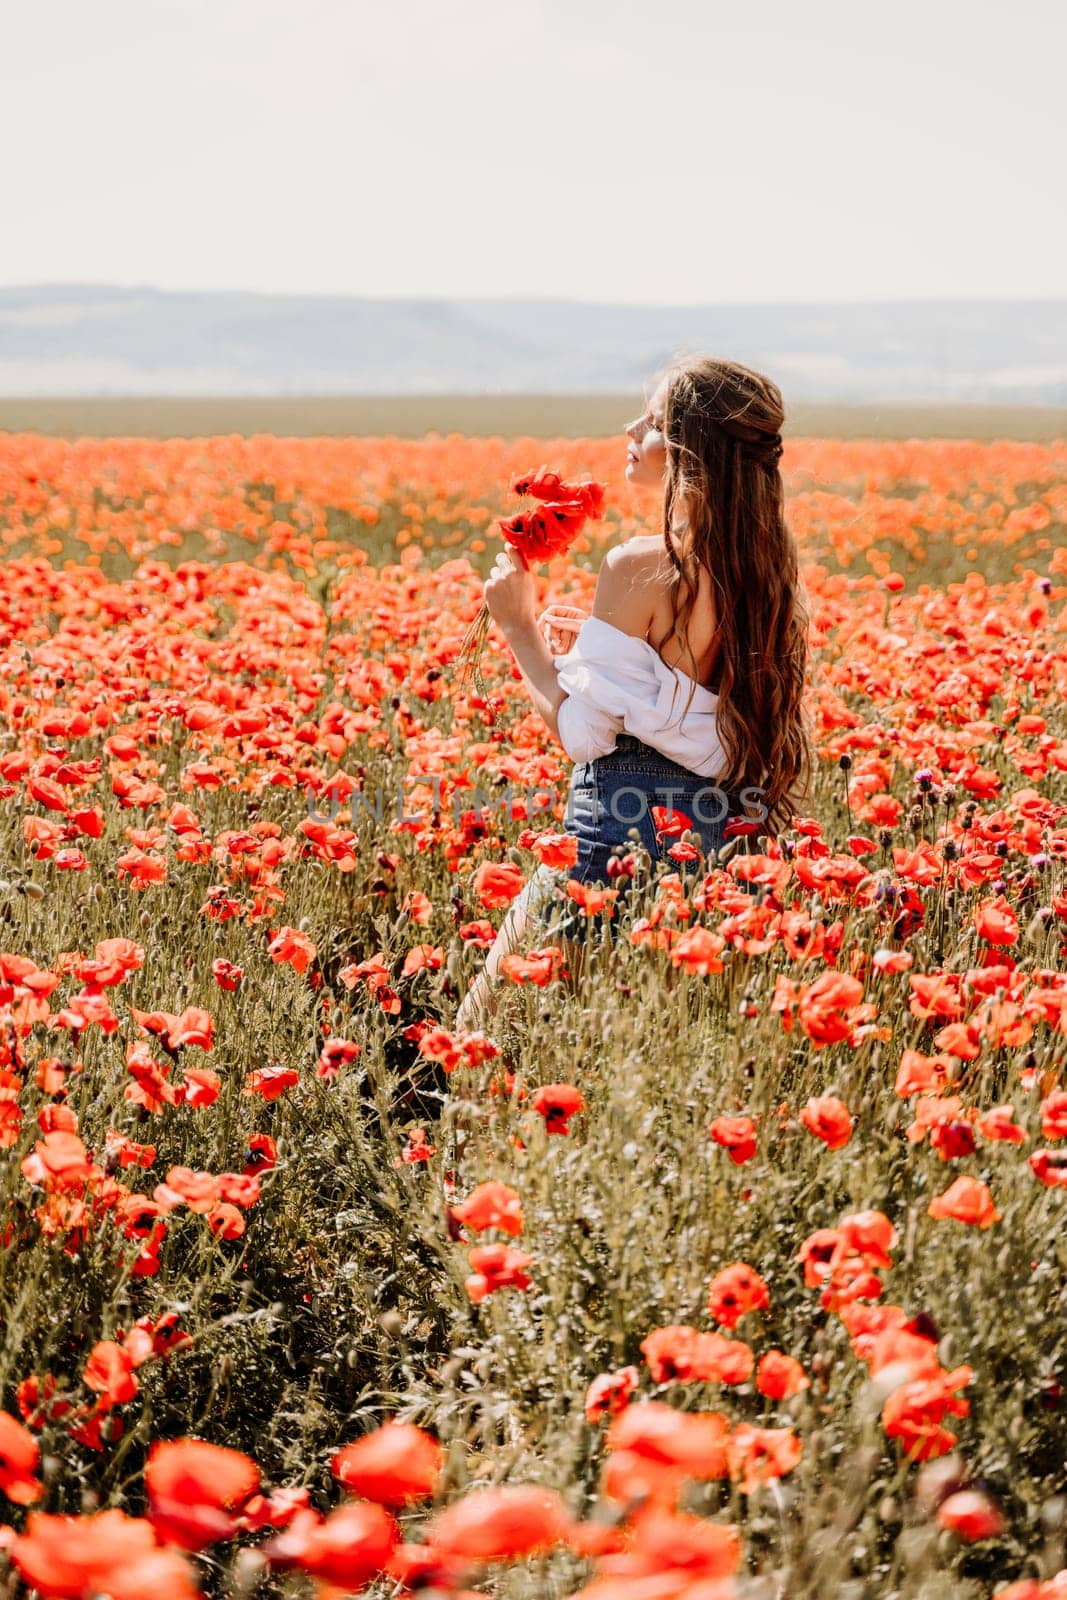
[537,603,588,655]
[483,547,538,636]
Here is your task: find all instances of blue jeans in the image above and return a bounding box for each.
[511,734,759,948]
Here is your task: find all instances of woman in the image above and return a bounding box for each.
[454,355,814,1031]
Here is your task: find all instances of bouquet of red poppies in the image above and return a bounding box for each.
[455,466,607,696]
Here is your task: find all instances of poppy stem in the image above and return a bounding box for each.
[452,604,493,700]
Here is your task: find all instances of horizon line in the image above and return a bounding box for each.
[2,282,1066,310]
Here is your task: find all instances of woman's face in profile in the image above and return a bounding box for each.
[624,378,668,489]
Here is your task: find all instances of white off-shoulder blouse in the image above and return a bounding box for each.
[552,615,729,779]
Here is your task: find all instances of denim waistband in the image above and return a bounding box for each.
[591,733,724,783]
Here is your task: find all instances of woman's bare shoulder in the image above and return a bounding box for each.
[592,537,668,636]
[606,534,673,579]
[616,532,665,557]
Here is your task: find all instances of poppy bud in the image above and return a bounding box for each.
[1041,1494,1066,1527]
[380,1310,404,1339]
[233,1550,268,1594]
[1039,1379,1063,1411]
[937,1490,1004,1541]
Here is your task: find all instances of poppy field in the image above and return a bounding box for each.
[0,427,1066,1600]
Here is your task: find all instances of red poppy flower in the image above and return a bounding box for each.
[599,1447,687,1511]
[499,506,582,564]
[709,1114,758,1164]
[1040,1089,1067,1141]
[596,1506,741,1579]
[472,861,526,909]
[977,1104,1027,1144]
[424,1484,572,1561]
[385,1541,470,1592]
[973,896,1020,946]
[671,926,726,974]
[894,1049,953,1098]
[15,1374,72,1430]
[584,1366,640,1423]
[180,1067,221,1107]
[206,1202,245,1240]
[211,958,244,990]
[707,1263,771,1330]
[401,944,445,978]
[881,1366,973,1461]
[316,1037,362,1079]
[155,1167,219,1213]
[0,1411,44,1505]
[640,1325,754,1386]
[10,1510,199,1600]
[936,1489,1004,1541]
[331,1421,443,1506]
[835,1210,898,1268]
[499,948,565,986]
[1030,1148,1067,1187]
[145,1438,261,1549]
[726,1423,803,1493]
[799,1095,854,1149]
[450,1180,524,1236]
[606,1400,731,1479]
[566,880,620,919]
[756,1351,810,1400]
[927,1176,1001,1228]
[267,926,317,975]
[651,805,695,839]
[244,1133,277,1174]
[395,1128,435,1164]
[464,1243,533,1301]
[530,1083,585,1134]
[417,1027,468,1074]
[243,1066,299,1100]
[83,1341,139,1407]
[930,1119,977,1161]
[265,1501,398,1586]
[20,1130,94,1189]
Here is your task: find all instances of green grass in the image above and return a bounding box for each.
[0,395,1065,440]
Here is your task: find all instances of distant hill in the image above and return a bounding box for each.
[1,285,1065,403]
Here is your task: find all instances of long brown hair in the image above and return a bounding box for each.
[649,355,814,836]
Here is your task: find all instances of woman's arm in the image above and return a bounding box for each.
[503,620,568,742]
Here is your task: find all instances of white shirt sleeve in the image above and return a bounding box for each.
[550,615,728,777]
[552,627,630,762]
[555,690,625,765]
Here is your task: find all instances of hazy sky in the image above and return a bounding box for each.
[4,0,1064,304]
